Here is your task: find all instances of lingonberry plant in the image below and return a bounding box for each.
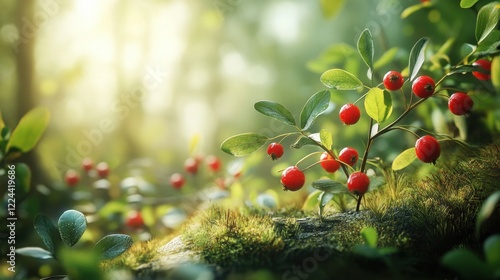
[221,2,499,215]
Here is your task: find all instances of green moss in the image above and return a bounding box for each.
[181,206,287,269]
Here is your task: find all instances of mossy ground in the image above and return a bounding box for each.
[109,143,500,279]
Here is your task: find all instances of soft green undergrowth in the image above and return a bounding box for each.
[106,143,500,278]
[179,143,500,274]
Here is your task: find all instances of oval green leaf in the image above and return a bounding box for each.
[319,129,333,150]
[476,190,500,236]
[254,101,296,126]
[460,0,479,8]
[221,133,269,157]
[441,249,494,280]
[408,38,429,81]
[320,0,344,18]
[392,148,417,171]
[300,90,331,131]
[14,163,31,198]
[319,191,335,218]
[291,136,319,149]
[484,235,500,268]
[357,29,374,74]
[360,227,378,248]
[16,247,54,260]
[34,214,60,255]
[302,190,322,211]
[476,2,500,44]
[401,3,431,19]
[312,179,347,193]
[492,56,500,94]
[364,88,392,123]
[7,107,50,153]
[95,234,133,260]
[320,69,363,90]
[58,210,87,247]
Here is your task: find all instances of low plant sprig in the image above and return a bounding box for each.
[221,2,499,216]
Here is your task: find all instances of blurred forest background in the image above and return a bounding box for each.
[0,0,476,198]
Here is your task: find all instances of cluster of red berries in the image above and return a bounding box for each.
[169,155,223,189]
[267,142,369,195]
[267,58,492,197]
[64,158,110,186]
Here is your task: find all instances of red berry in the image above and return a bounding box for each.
[412,76,435,98]
[339,103,361,125]
[184,157,198,174]
[125,210,145,229]
[347,171,370,196]
[81,157,93,172]
[448,92,473,115]
[472,59,491,80]
[64,169,80,187]
[415,135,441,164]
[320,152,341,173]
[338,147,359,167]
[206,155,222,172]
[267,142,284,160]
[383,71,404,91]
[96,162,110,178]
[170,173,185,189]
[280,166,305,191]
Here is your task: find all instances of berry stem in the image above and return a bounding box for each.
[360,118,374,173]
[355,194,363,212]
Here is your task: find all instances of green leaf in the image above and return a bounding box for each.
[476,2,500,44]
[364,88,392,123]
[94,234,133,260]
[492,56,500,94]
[353,244,382,258]
[357,29,374,76]
[59,248,102,280]
[319,129,333,150]
[401,2,431,19]
[220,133,269,157]
[16,247,53,260]
[374,47,399,70]
[320,69,363,90]
[320,0,344,18]
[392,148,417,171]
[307,43,358,73]
[254,101,296,126]
[360,227,378,248]
[302,190,322,211]
[484,235,500,268]
[291,136,318,149]
[441,249,494,280]
[312,179,347,193]
[319,191,335,218]
[408,38,429,81]
[58,210,87,247]
[34,214,60,255]
[300,90,331,130]
[368,176,385,191]
[476,190,500,236]
[461,0,479,8]
[6,107,50,153]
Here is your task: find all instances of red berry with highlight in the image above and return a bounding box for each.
[280,166,305,191]
[338,147,359,167]
[125,210,145,229]
[96,162,110,178]
[81,157,93,172]
[65,169,80,187]
[184,157,198,174]
[347,172,370,195]
[339,103,361,125]
[412,76,435,98]
[267,142,284,160]
[206,155,222,172]
[170,173,185,189]
[383,71,404,91]
[415,135,441,164]
[448,92,473,115]
[320,152,341,173]
[472,59,491,80]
